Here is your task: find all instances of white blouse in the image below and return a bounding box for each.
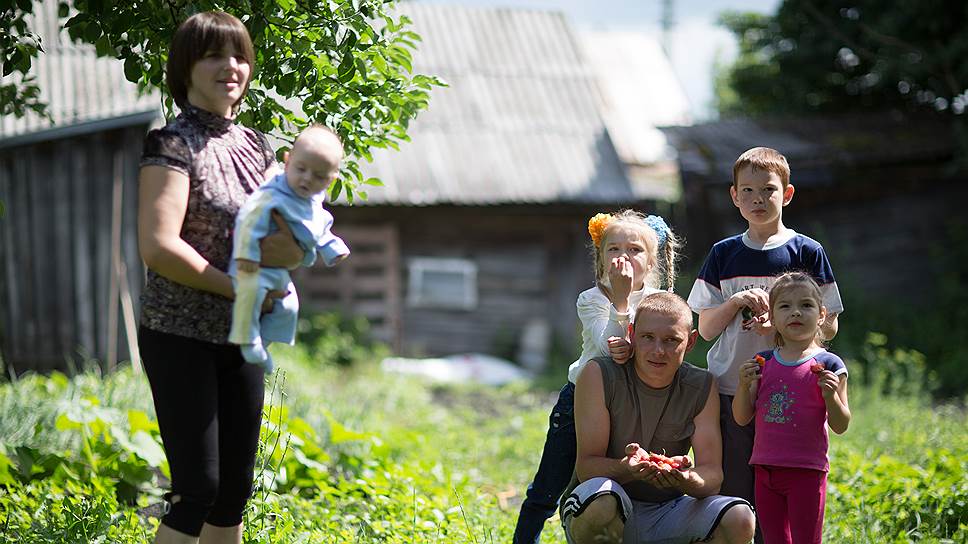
[566,284,662,384]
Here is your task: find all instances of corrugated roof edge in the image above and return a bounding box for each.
[0,108,160,150]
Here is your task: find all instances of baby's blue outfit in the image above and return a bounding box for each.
[229,169,350,371]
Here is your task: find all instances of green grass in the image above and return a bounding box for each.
[1,342,966,543]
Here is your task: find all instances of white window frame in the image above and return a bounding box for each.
[406,257,478,310]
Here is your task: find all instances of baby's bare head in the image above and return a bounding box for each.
[285,126,344,198]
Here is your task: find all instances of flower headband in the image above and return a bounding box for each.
[587,213,612,247]
[588,213,670,248]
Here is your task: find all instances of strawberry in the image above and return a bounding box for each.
[645,452,680,469]
[754,354,766,367]
[810,362,824,374]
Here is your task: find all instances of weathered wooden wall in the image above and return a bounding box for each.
[303,205,614,360]
[0,124,146,374]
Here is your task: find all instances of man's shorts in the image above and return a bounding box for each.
[560,477,752,544]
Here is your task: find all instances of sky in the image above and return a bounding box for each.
[419,0,781,120]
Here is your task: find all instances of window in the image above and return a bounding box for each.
[407,257,477,310]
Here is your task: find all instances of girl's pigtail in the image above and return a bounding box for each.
[664,238,676,292]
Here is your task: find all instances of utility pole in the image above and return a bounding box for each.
[661,0,675,57]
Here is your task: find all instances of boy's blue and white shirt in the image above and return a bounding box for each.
[230,167,348,271]
[687,229,844,395]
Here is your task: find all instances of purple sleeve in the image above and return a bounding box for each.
[140,128,190,175]
[816,351,847,375]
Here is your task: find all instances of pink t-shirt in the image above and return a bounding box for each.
[749,349,847,472]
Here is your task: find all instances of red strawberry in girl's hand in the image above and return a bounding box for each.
[754,355,766,367]
[810,363,824,374]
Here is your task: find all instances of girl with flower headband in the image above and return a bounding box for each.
[513,209,681,544]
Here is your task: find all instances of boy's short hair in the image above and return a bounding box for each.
[166,11,255,110]
[633,292,694,331]
[732,147,790,188]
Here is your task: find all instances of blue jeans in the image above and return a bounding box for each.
[513,382,577,544]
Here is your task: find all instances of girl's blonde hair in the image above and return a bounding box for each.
[768,271,825,347]
[589,209,681,292]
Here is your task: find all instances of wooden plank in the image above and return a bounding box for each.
[0,156,19,370]
[52,138,76,365]
[107,150,123,371]
[21,147,43,367]
[120,127,145,364]
[92,132,113,367]
[297,223,401,350]
[8,151,31,367]
[304,275,390,295]
[72,138,95,365]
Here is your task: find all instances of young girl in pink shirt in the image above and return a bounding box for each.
[732,272,851,544]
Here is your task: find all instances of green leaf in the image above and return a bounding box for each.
[337,50,356,82]
[94,35,112,57]
[1,52,16,76]
[130,431,167,467]
[55,413,82,432]
[58,1,69,17]
[123,56,140,83]
[83,20,101,42]
[362,177,384,186]
[329,178,343,201]
[127,409,158,435]
[0,450,16,486]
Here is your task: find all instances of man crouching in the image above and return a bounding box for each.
[562,292,756,544]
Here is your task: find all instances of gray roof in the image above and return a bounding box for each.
[3,1,638,206]
[661,115,955,186]
[357,2,634,206]
[0,0,160,143]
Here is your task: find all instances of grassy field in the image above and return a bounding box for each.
[1,341,966,543]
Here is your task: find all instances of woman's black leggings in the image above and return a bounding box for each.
[139,326,265,537]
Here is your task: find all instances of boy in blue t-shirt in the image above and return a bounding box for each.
[686,146,844,539]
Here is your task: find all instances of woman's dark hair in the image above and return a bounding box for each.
[166,11,255,111]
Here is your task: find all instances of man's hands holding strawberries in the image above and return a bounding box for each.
[622,443,694,490]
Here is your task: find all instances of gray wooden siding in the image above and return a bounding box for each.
[0,125,145,374]
[319,206,603,360]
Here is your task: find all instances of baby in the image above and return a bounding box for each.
[228,125,350,371]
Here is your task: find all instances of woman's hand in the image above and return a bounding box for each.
[261,289,288,313]
[259,211,304,269]
[234,264,288,313]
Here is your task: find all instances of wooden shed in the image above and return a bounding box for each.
[661,113,963,304]
[0,0,159,374]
